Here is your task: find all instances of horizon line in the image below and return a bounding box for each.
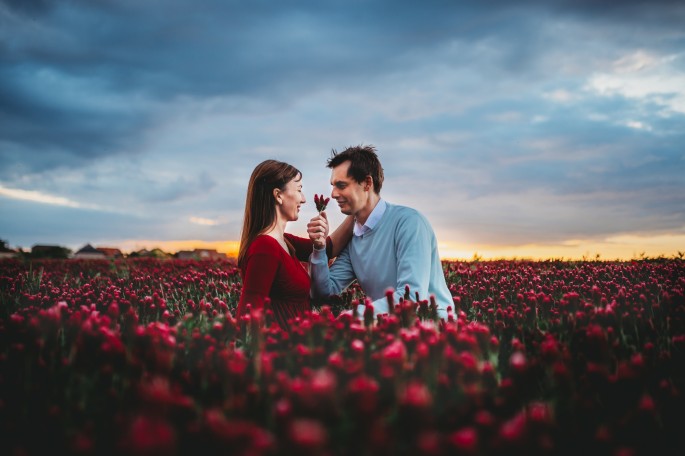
[6,234,683,262]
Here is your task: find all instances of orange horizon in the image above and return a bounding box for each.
[101,233,685,261]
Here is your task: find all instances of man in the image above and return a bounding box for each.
[307,145,453,320]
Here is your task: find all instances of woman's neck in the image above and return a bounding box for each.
[263,216,291,255]
[263,216,287,239]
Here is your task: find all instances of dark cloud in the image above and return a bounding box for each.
[1,0,684,251]
[0,62,150,178]
[2,0,53,15]
[2,0,682,158]
[552,0,685,25]
[140,171,218,204]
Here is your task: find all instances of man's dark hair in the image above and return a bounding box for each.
[327,145,384,193]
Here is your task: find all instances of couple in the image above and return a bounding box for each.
[236,145,452,329]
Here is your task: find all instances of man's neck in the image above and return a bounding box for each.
[355,193,381,226]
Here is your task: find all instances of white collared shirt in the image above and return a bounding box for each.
[353,199,387,237]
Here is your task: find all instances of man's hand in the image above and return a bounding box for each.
[307,212,329,250]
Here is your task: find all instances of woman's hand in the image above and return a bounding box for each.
[307,212,329,249]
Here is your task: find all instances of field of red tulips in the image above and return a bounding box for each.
[1,257,683,455]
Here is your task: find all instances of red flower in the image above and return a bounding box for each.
[448,426,478,454]
[381,339,407,369]
[499,410,527,444]
[509,351,527,372]
[417,431,443,456]
[346,375,380,416]
[138,375,192,409]
[123,414,177,455]
[314,194,330,213]
[288,419,328,453]
[400,381,432,409]
[527,401,553,425]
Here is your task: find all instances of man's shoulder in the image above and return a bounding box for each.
[383,203,434,238]
[385,203,424,223]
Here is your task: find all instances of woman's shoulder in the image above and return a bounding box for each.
[247,235,284,256]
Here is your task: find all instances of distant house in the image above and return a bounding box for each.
[198,249,227,260]
[176,249,227,260]
[96,247,123,259]
[74,244,106,259]
[176,250,196,260]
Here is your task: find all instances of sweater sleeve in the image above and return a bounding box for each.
[310,244,356,299]
[285,233,333,262]
[239,252,279,312]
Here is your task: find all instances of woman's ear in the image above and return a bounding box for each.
[273,188,282,205]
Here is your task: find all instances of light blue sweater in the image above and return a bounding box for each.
[310,202,453,319]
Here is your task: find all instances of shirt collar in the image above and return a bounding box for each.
[353,199,387,237]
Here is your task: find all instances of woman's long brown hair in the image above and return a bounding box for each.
[238,160,301,268]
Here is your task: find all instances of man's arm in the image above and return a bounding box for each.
[310,244,356,299]
[327,214,355,258]
[308,212,354,258]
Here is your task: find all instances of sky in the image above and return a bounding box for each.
[1,0,684,260]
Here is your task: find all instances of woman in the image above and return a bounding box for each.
[236,159,353,329]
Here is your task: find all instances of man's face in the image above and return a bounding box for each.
[330,160,368,216]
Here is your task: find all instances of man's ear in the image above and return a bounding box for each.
[364,175,373,191]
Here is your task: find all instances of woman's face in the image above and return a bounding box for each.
[276,173,306,222]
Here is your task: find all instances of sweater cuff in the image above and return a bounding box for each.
[310,247,328,263]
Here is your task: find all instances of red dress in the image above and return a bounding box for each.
[237,233,332,329]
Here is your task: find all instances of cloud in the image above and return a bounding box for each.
[585,50,685,113]
[189,216,219,226]
[1,0,684,255]
[0,198,149,248]
[0,183,102,210]
[544,90,575,103]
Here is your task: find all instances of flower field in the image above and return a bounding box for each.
[1,257,684,455]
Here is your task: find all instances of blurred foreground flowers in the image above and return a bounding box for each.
[0,257,683,455]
